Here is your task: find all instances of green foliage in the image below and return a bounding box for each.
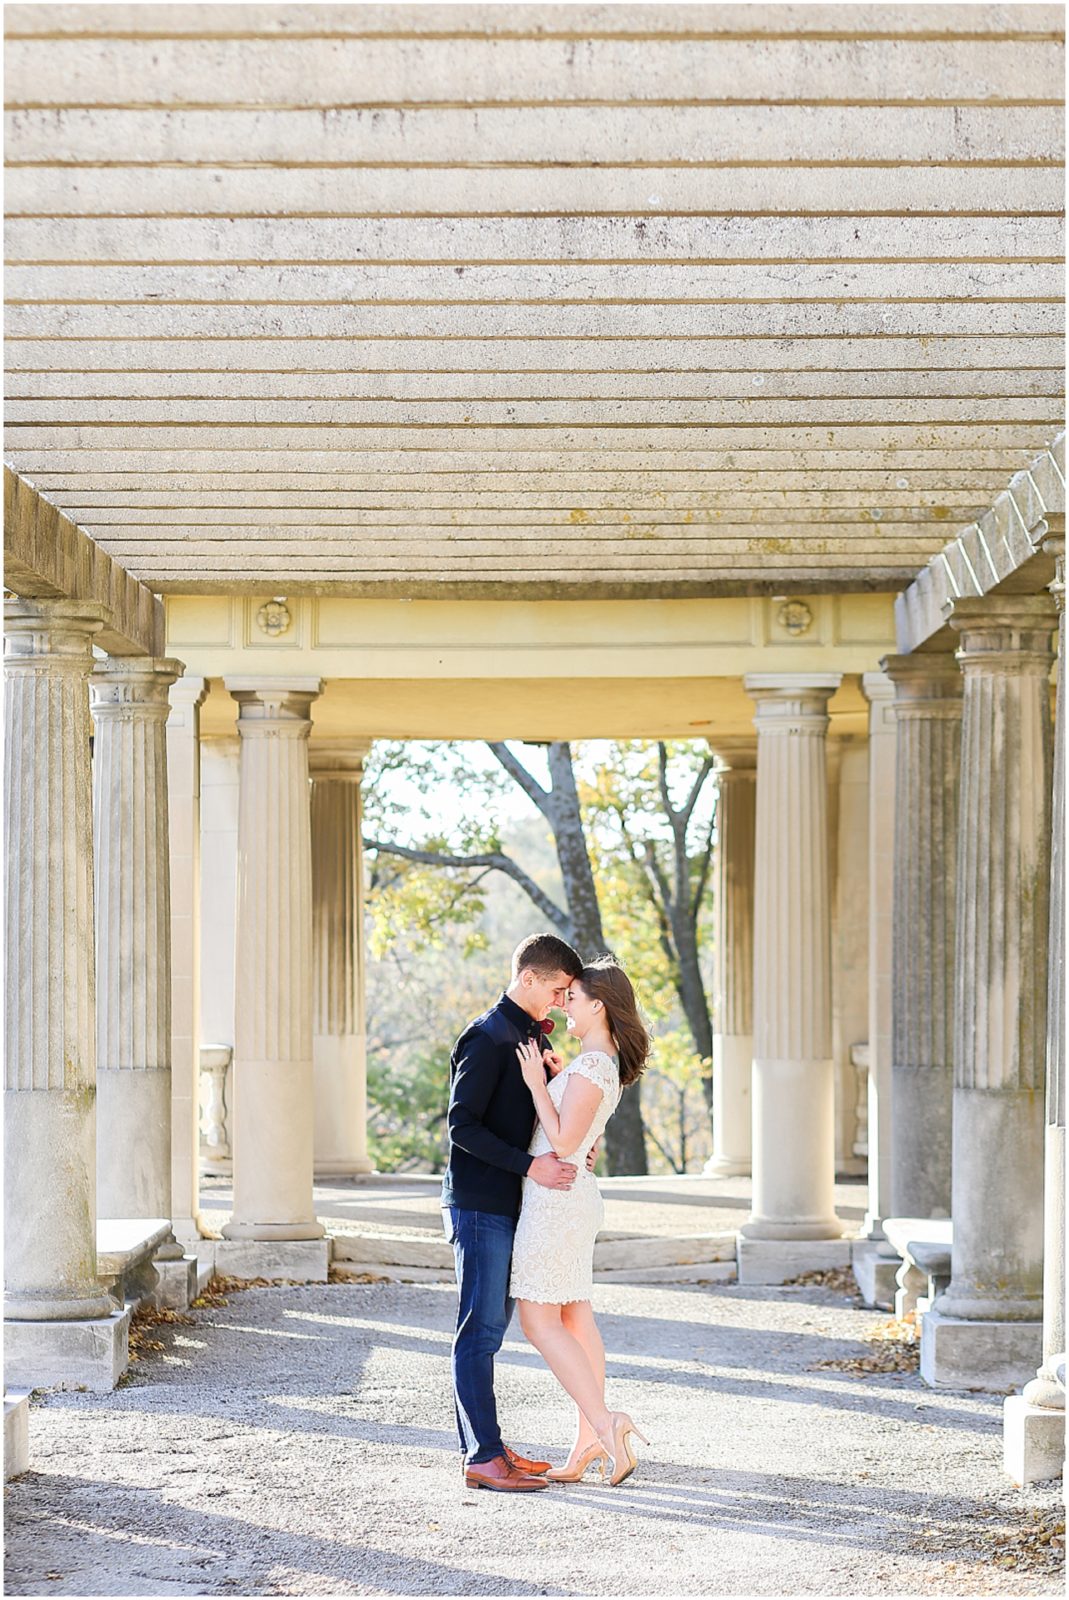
[366,1045,452,1172]
[362,737,718,1174]
[640,1027,713,1175]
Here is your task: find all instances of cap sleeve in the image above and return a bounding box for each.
[570,1051,620,1104]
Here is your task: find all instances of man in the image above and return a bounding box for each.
[442,932,587,1492]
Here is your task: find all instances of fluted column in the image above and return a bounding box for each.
[311,742,374,1176]
[923,596,1055,1390]
[91,658,184,1223]
[883,652,962,1221]
[222,678,324,1241]
[860,672,897,1240]
[1005,543,1066,1479]
[166,676,207,1247]
[4,600,113,1323]
[741,674,844,1245]
[705,741,755,1177]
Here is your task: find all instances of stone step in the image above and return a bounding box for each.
[594,1262,738,1285]
[329,1229,737,1272]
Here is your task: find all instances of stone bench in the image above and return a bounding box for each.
[97,1218,173,1308]
[882,1216,953,1318]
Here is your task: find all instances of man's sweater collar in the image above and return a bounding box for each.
[497,991,542,1036]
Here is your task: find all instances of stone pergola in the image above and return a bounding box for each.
[3,2,1065,1491]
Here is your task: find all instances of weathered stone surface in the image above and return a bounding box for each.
[223,679,325,1243]
[737,1238,853,1285]
[3,1307,131,1394]
[92,656,184,1223]
[883,652,963,1222]
[925,596,1056,1389]
[3,469,163,657]
[742,676,843,1244]
[2,8,1062,601]
[4,599,115,1326]
[4,1391,30,1480]
[212,1239,330,1283]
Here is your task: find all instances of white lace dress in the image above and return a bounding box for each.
[509,1050,621,1305]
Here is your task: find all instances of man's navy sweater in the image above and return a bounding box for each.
[441,992,547,1219]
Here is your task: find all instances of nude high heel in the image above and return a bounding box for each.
[544,1441,610,1482]
[605,1412,650,1486]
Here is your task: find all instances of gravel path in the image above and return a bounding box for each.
[5,1277,1064,1598]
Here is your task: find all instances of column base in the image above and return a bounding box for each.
[213,1238,330,1283]
[1003,1395,1066,1486]
[737,1236,852,1285]
[4,1306,131,1393]
[920,1308,1043,1391]
[4,1391,30,1478]
[741,1215,844,1241]
[702,1156,751,1178]
[153,1255,198,1310]
[221,1219,325,1242]
[313,1159,376,1178]
[851,1240,900,1310]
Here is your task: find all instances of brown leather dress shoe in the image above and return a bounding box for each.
[504,1444,551,1475]
[464,1453,548,1492]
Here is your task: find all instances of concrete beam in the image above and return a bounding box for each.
[895,433,1066,653]
[3,467,164,656]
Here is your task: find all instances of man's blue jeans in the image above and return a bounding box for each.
[444,1206,516,1465]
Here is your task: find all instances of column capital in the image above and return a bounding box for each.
[949,595,1058,677]
[226,676,322,734]
[744,672,841,733]
[708,737,757,772]
[861,669,896,705]
[169,674,207,711]
[1044,533,1065,613]
[90,656,185,719]
[3,597,108,665]
[309,739,372,781]
[883,649,966,707]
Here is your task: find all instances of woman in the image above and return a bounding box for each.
[510,955,650,1485]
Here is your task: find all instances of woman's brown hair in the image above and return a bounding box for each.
[578,956,650,1088]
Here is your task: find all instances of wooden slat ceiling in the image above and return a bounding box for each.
[3,3,1065,598]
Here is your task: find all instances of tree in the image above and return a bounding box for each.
[580,742,718,1107]
[364,740,648,1173]
[363,738,720,1173]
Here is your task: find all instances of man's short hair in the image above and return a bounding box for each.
[512,933,584,981]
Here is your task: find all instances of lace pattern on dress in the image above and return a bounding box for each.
[508,1049,622,1305]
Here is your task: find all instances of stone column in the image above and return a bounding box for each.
[851,672,899,1308]
[221,678,326,1264]
[883,651,962,1225]
[166,676,207,1250]
[704,742,755,1177]
[91,658,184,1219]
[4,600,122,1390]
[1005,543,1066,1481]
[311,743,374,1175]
[860,672,896,1237]
[922,596,1056,1391]
[92,656,197,1308]
[738,674,848,1282]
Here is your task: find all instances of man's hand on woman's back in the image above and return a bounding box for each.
[528,1153,577,1189]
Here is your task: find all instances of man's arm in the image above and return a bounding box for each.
[448,1031,534,1177]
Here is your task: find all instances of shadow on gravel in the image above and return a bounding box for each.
[4,1473,569,1597]
[530,1463,1013,1564]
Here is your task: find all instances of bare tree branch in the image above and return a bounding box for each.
[680,755,717,830]
[485,741,554,819]
[690,811,717,921]
[363,836,573,939]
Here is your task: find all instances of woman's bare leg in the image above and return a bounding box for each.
[560,1301,606,1463]
[517,1300,612,1446]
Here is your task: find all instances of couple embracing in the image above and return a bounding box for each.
[442,933,650,1493]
